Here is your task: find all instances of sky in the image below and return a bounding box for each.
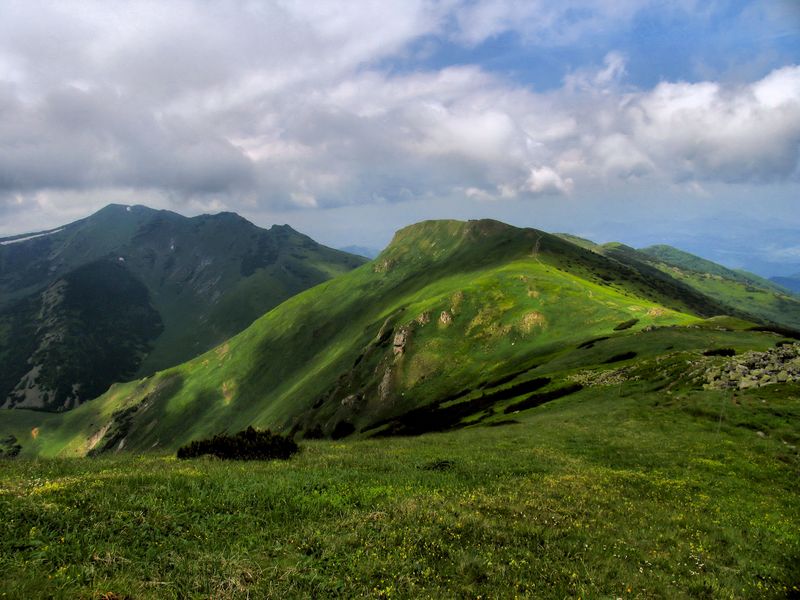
[0,0,798,275]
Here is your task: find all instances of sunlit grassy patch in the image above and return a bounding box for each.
[2,379,798,598]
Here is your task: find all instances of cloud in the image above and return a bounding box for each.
[451,0,658,46]
[627,66,800,182]
[761,243,800,263]
[0,1,797,229]
[525,166,574,195]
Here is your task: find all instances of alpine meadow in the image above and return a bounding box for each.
[1,1,800,599]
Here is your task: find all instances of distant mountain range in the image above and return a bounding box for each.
[0,204,365,410]
[556,238,800,330]
[6,217,799,458]
[771,274,800,294]
[338,245,381,259]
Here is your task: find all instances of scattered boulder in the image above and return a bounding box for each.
[704,343,800,390]
[340,393,363,409]
[439,311,453,326]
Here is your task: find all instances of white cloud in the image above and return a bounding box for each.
[627,67,800,182]
[525,166,574,195]
[0,0,796,230]
[761,244,800,263]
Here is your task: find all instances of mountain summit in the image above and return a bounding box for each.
[0,204,365,410]
[9,218,799,457]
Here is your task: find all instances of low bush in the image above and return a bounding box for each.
[703,348,736,357]
[603,351,637,364]
[176,427,298,460]
[331,421,356,440]
[0,435,21,459]
[613,318,639,331]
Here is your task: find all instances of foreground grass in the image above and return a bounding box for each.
[2,384,799,599]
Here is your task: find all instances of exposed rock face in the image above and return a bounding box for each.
[704,343,800,390]
[340,393,363,409]
[393,328,410,355]
[439,311,453,326]
[378,367,393,404]
[373,258,396,273]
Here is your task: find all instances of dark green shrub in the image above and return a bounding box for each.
[613,318,639,331]
[177,427,298,460]
[331,421,355,440]
[419,459,455,471]
[603,351,637,363]
[303,425,324,440]
[0,435,22,458]
[703,348,736,357]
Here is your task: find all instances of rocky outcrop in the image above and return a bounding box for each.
[373,258,396,273]
[704,343,800,390]
[393,328,410,355]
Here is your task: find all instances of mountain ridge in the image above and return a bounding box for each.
[6,217,798,457]
[0,204,366,410]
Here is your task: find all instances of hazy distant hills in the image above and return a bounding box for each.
[0,204,365,410]
[608,244,800,330]
[771,274,800,294]
[10,218,800,458]
[338,245,381,259]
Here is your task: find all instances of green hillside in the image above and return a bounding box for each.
[2,218,798,597]
[0,205,365,410]
[6,218,797,458]
[1,328,797,598]
[633,244,800,330]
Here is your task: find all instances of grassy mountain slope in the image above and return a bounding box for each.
[552,237,800,330]
[2,362,797,598]
[0,205,364,410]
[0,260,163,410]
[634,244,800,329]
[2,219,797,598]
[6,218,795,458]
